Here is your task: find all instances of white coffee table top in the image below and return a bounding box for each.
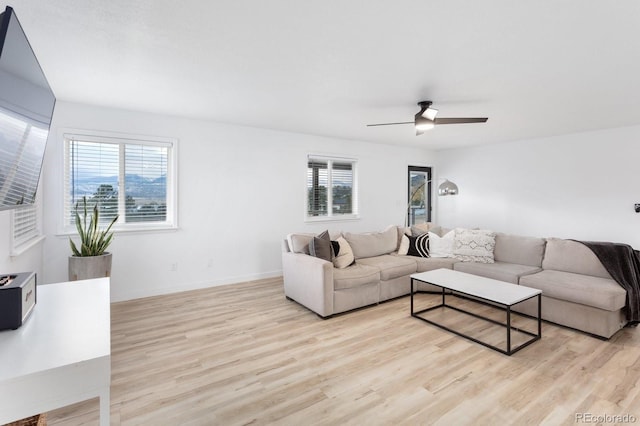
[411,268,541,306]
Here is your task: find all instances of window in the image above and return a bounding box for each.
[306,155,358,220]
[63,133,177,232]
[407,166,432,226]
[11,203,43,255]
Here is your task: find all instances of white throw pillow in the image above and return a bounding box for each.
[429,230,455,258]
[398,235,410,255]
[333,237,355,269]
[453,228,496,263]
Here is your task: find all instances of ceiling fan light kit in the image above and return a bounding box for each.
[367,100,488,136]
[421,106,438,121]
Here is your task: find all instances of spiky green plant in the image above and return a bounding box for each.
[69,197,119,257]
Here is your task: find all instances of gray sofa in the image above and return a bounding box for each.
[282,226,629,338]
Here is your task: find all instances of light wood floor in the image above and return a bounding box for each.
[46,277,640,425]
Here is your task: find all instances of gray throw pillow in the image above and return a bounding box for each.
[309,230,332,261]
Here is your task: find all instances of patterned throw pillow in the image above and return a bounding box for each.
[398,234,430,257]
[453,228,496,263]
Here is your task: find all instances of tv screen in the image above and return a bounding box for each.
[0,6,55,211]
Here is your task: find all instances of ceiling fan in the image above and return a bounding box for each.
[367,101,488,135]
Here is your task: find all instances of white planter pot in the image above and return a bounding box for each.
[68,253,113,281]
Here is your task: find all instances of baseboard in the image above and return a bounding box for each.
[111,269,283,302]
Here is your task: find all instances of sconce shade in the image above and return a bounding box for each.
[438,179,459,196]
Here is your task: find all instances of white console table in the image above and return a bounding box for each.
[0,278,111,425]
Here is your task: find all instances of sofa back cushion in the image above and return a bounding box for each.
[542,238,612,279]
[344,226,397,259]
[494,233,547,267]
[286,233,314,254]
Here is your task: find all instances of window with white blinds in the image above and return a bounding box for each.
[63,133,177,232]
[11,203,42,255]
[306,155,358,220]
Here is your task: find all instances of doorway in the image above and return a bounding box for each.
[407,166,432,226]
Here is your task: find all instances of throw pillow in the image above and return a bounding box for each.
[429,230,455,258]
[398,235,410,255]
[406,233,430,257]
[309,230,332,262]
[453,228,496,263]
[331,240,340,257]
[333,237,355,269]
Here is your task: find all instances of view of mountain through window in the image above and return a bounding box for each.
[65,135,174,229]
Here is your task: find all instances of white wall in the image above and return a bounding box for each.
[435,125,640,248]
[40,101,434,301]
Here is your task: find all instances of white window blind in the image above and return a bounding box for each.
[11,203,41,254]
[306,155,358,220]
[64,133,177,231]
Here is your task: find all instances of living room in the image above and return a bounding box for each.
[1,1,639,424]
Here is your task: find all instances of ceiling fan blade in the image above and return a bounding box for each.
[366,121,414,127]
[433,117,488,125]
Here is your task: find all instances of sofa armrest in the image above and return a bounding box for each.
[282,252,334,317]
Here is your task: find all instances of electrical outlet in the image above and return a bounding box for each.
[207,259,214,268]
[171,263,178,271]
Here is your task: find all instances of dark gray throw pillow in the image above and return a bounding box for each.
[309,230,332,261]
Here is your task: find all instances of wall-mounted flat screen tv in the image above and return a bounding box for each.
[0,6,55,211]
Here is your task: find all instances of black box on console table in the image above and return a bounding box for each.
[0,272,36,331]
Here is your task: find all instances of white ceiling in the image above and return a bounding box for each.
[5,0,640,150]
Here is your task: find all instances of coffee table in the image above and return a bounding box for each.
[411,268,541,355]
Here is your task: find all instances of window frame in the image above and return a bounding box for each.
[305,154,359,222]
[61,131,178,234]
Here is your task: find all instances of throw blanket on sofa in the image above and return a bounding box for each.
[575,240,640,324]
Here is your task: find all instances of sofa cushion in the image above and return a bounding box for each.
[398,234,430,257]
[286,233,314,254]
[519,269,626,311]
[344,226,397,259]
[357,255,417,281]
[309,230,332,261]
[429,230,455,258]
[453,228,496,263]
[542,238,612,279]
[494,233,546,267]
[332,237,355,269]
[453,261,541,284]
[412,256,459,272]
[411,222,442,237]
[396,226,410,250]
[333,264,381,290]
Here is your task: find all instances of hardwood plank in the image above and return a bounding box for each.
[46,277,640,425]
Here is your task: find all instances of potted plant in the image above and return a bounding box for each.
[68,196,118,281]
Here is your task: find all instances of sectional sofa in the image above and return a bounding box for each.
[281,225,629,339]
